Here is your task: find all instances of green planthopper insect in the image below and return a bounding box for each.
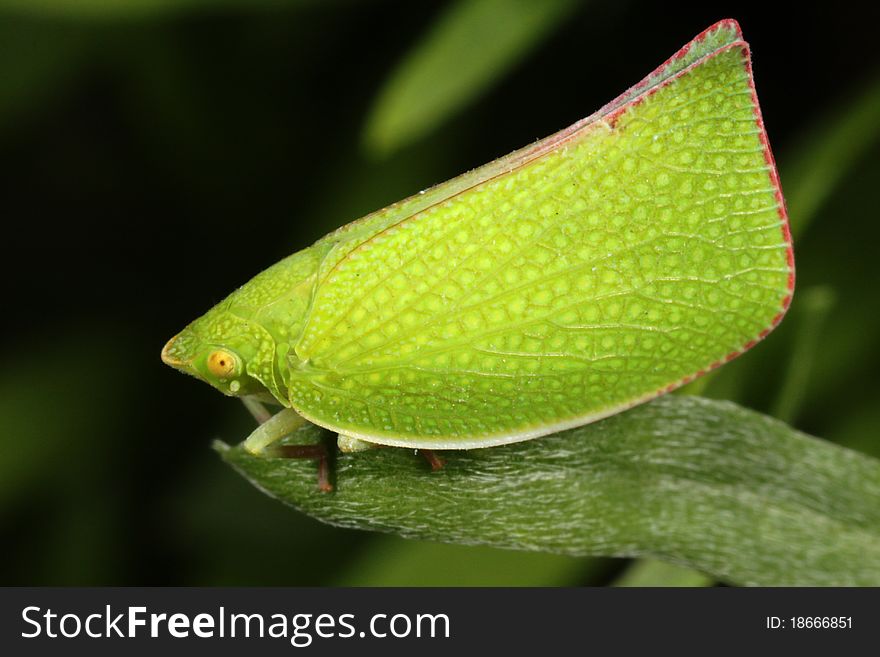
[162,19,794,490]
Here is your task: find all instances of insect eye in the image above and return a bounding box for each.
[206,350,237,379]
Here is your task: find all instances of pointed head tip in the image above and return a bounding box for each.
[161,333,193,368]
[161,336,181,366]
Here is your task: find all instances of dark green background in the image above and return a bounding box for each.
[2,0,878,585]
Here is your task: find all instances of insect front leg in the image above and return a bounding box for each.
[242,407,307,454]
[241,396,274,425]
[242,405,332,492]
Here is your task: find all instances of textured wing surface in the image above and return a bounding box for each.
[310,21,746,284]
[288,31,793,447]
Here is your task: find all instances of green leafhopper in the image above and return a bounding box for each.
[162,20,794,480]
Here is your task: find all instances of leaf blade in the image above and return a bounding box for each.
[218,395,880,586]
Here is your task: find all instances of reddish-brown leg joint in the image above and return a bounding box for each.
[274,444,334,493]
[419,449,446,472]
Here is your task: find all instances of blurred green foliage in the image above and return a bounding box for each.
[613,559,713,588]
[1,0,878,586]
[362,0,580,156]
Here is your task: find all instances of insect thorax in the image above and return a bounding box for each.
[218,245,328,404]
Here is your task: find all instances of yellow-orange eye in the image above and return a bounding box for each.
[207,350,236,379]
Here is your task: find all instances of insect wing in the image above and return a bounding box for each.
[287,22,793,448]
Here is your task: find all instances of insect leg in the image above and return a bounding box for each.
[272,444,333,493]
[337,434,382,453]
[419,449,446,471]
[241,396,274,424]
[242,408,307,454]
[242,409,333,492]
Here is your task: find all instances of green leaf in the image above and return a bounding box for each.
[218,395,880,586]
[362,0,580,156]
